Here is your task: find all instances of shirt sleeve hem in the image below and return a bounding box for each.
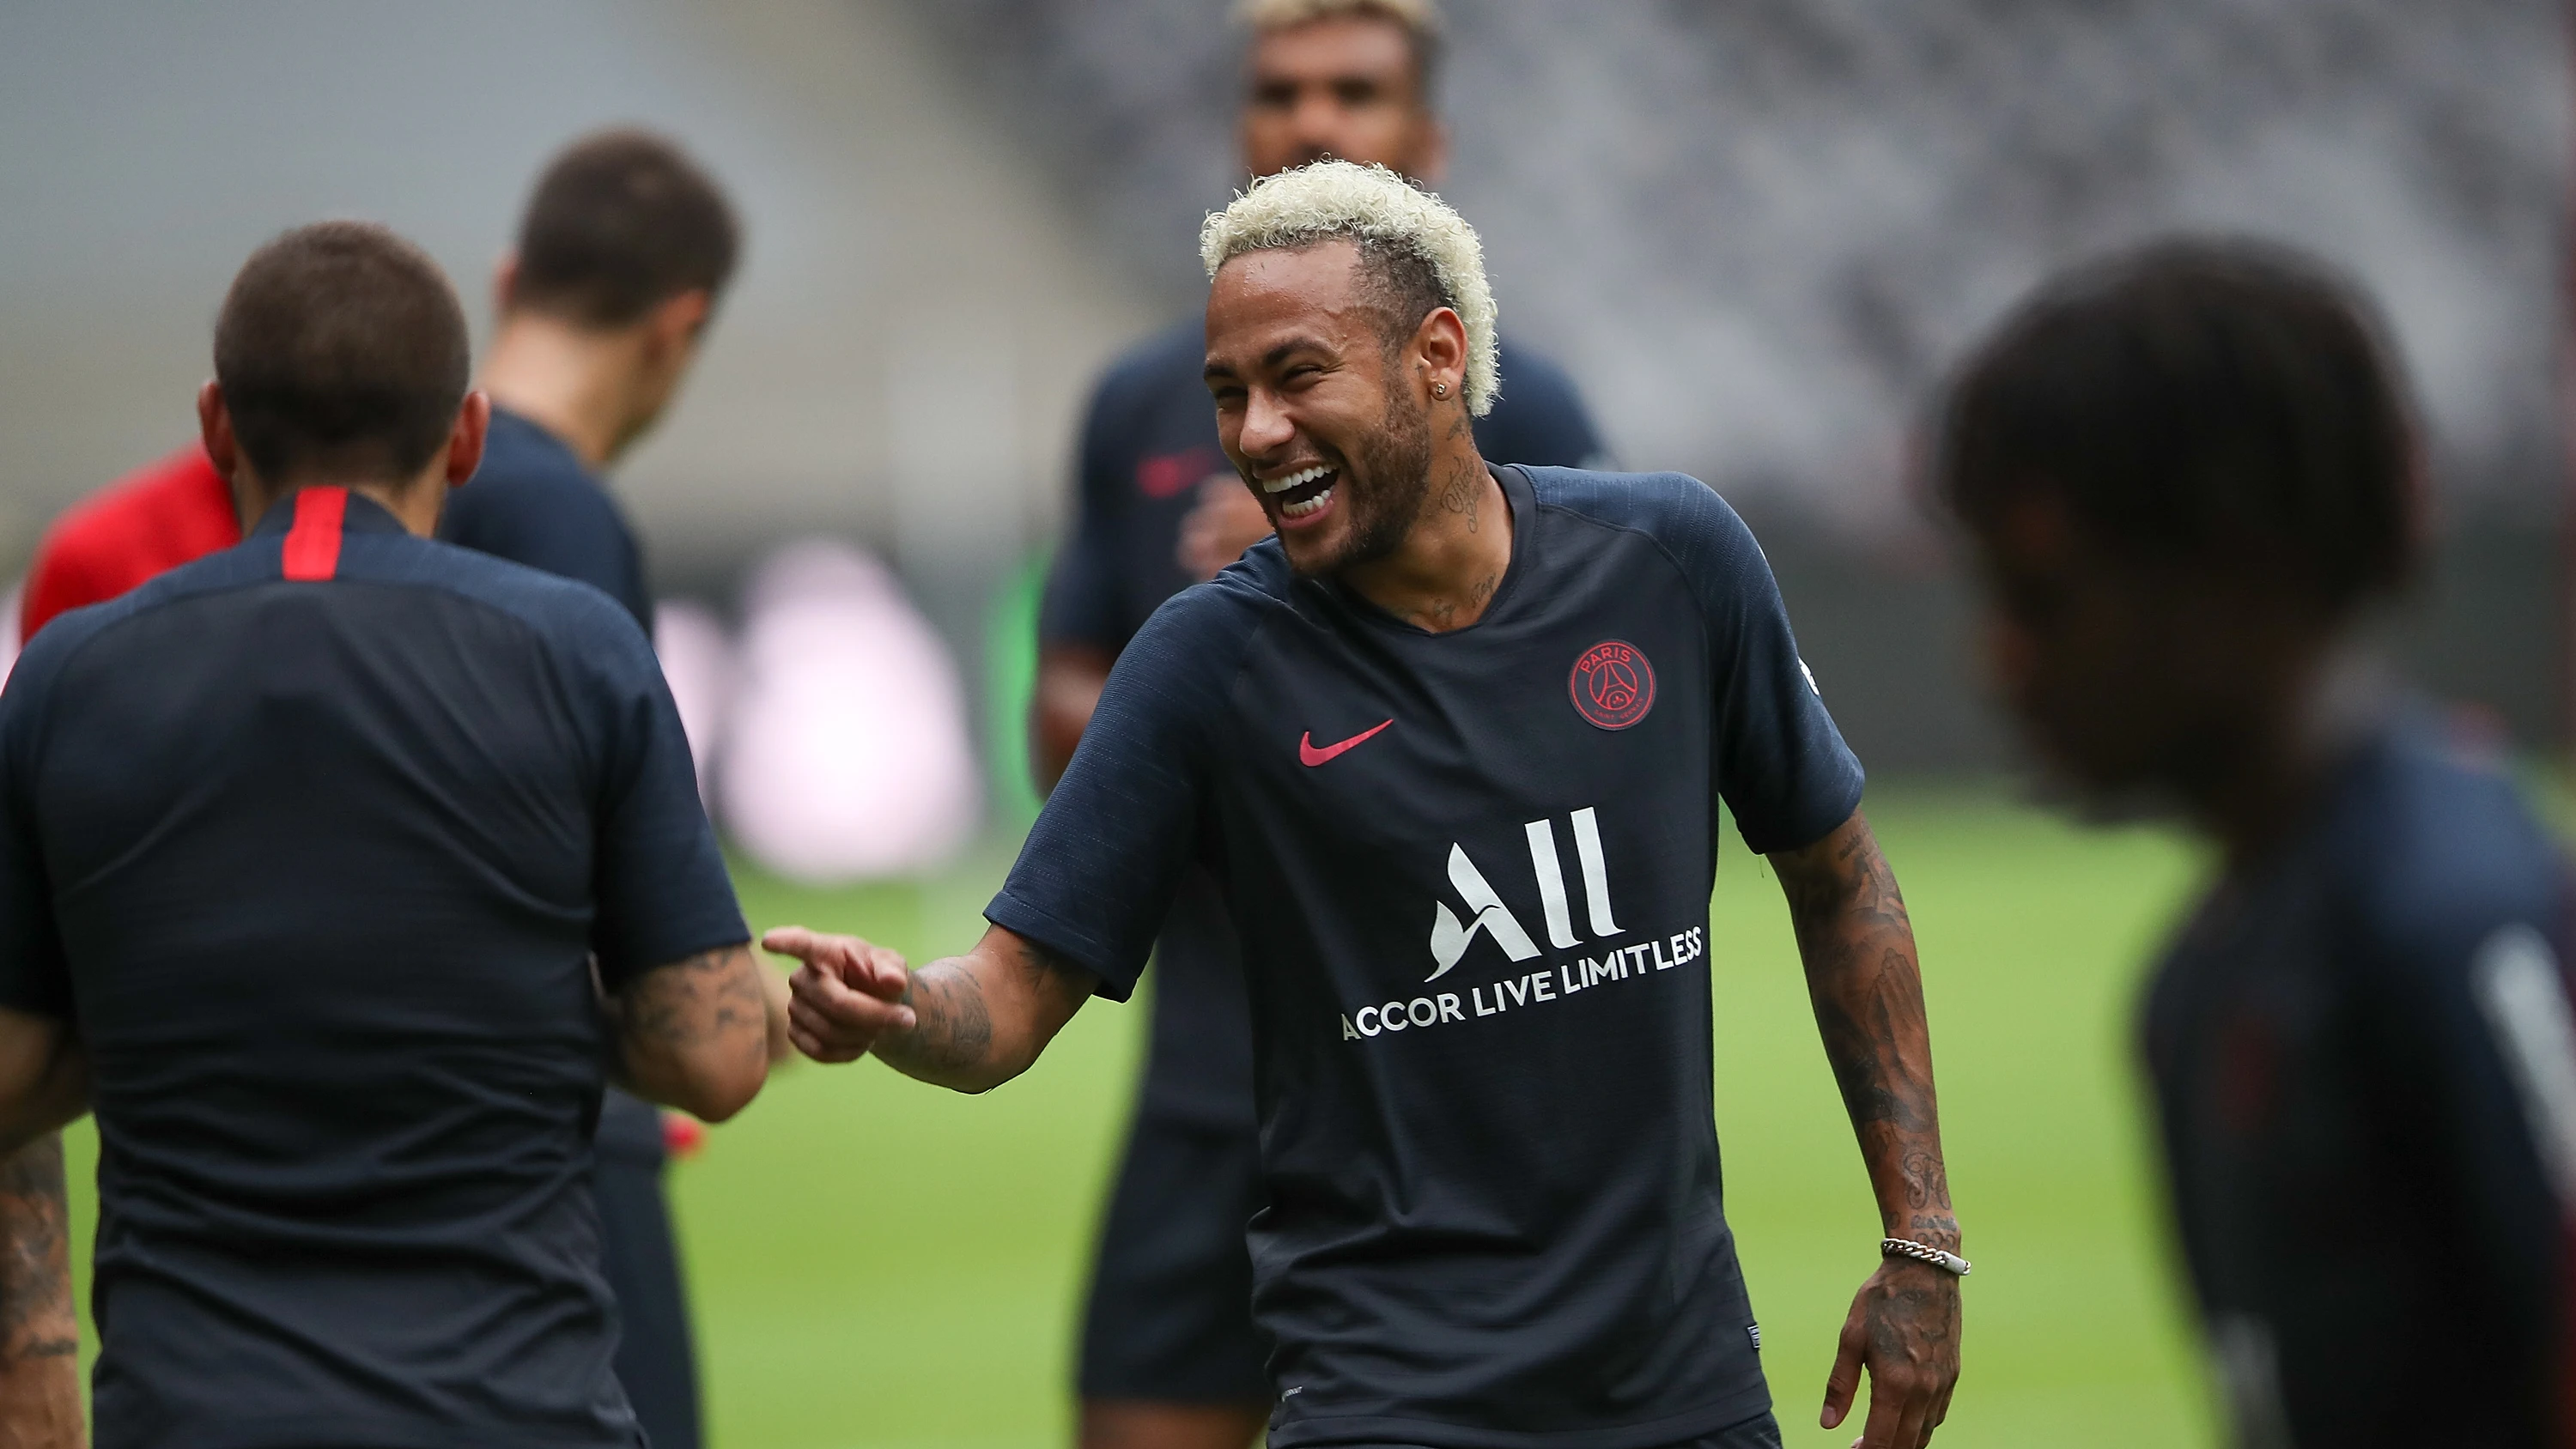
[0,984,70,1022]
[984,889,1141,1003]
[1735,768,1867,857]
[596,916,755,991]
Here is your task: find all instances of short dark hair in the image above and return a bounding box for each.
[508,129,740,328]
[1935,238,2421,613]
[213,221,471,482]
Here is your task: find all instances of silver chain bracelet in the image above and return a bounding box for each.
[1880,1237,1971,1276]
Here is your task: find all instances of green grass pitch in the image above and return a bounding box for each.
[58,785,2223,1447]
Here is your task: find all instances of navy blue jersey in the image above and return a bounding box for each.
[0,488,745,1449]
[2142,721,2576,1448]
[440,405,665,1163]
[995,465,1862,1447]
[1044,318,1606,1129]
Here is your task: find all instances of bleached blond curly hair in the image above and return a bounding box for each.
[1200,160,1499,415]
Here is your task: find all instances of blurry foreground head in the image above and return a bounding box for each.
[494,129,740,459]
[201,221,484,527]
[1200,160,1492,577]
[1935,237,2423,815]
[1238,0,1446,181]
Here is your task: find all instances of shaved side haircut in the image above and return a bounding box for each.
[509,129,741,329]
[214,221,471,483]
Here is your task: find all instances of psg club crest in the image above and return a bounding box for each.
[1569,640,1656,731]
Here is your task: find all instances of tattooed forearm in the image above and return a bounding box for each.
[873,934,1095,1094]
[606,943,769,1119]
[0,1131,81,1447]
[615,944,768,1055]
[1772,813,1960,1252]
[0,1133,70,1346]
[875,961,995,1081]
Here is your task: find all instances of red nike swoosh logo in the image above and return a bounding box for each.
[1299,718,1394,767]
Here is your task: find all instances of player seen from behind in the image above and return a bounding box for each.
[0,221,770,1448]
[1035,4,1603,1443]
[441,127,778,1449]
[1937,239,2576,1447]
[776,161,1965,1449]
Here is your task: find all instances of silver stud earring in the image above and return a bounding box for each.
[1432,381,1449,398]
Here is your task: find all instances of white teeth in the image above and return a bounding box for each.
[1262,464,1334,494]
[1279,486,1334,519]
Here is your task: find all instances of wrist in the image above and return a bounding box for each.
[1886,1216,1961,1253]
[1880,1235,1971,1277]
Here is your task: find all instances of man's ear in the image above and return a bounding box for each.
[490,252,520,318]
[197,380,239,481]
[646,289,713,360]
[1412,306,1467,402]
[444,391,492,487]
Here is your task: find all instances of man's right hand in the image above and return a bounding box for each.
[764,926,914,1064]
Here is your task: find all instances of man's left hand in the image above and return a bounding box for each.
[1821,1258,1960,1449]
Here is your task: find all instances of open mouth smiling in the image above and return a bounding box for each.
[1262,462,1339,519]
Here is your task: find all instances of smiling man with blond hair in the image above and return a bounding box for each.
[1034,7,1604,1444]
[780,162,1964,1449]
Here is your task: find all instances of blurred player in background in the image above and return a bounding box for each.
[19,448,239,642]
[0,221,769,1448]
[1033,5,1603,1445]
[440,128,770,1449]
[784,162,1963,1449]
[1938,239,2576,1447]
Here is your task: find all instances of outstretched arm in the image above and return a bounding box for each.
[767,924,1097,1094]
[1771,809,1961,1449]
[0,1133,80,1449]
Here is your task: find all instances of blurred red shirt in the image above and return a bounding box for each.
[21,446,240,640]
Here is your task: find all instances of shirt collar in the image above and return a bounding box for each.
[248,487,412,539]
[488,405,590,474]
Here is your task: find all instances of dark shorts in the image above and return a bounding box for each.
[1335,1411,1784,1449]
[594,1095,698,1449]
[1078,1112,1273,1404]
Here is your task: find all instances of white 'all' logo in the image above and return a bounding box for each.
[1426,807,1621,982]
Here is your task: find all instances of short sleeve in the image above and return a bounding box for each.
[1478,345,1609,470]
[986,586,1250,1000]
[1628,475,1862,853]
[580,609,748,987]
[0,656,70,1018]
[1036,367,1141,654]
[1704,506,1863,852]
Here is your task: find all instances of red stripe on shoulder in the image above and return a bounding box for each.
[279,487,349,581]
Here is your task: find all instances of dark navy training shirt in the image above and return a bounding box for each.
[1042,318,1607,1130]
[442,405,666,1163]
[2142,721,2576,1449]
[0,489,746,1449]
[995,465,1861,1447]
